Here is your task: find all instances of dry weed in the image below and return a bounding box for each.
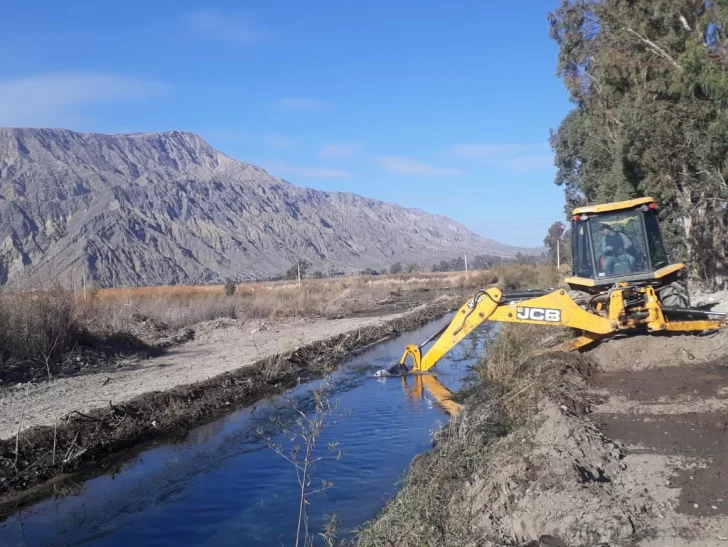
[0,288,77,369]
[490,264,560,291]
[477,323,569,420]
[79,270,504,333]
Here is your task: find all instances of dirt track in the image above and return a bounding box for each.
[0,313,408,441]
[586,329,728,545]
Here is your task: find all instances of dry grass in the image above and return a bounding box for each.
[79,269,508,334]
[82,265,557,333]
[476,323,568,420]
[0,289,77,370]
[93,269,501,301]
[0,265,560,374]
[489,263,561,292]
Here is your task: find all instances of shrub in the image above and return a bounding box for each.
[224,278,237,296]
[0,288,77,368]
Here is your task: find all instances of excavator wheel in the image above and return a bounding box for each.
[657,279,690,308]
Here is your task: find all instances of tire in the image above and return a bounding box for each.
[658,279,690,308]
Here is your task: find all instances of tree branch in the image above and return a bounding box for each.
[623,27,684,72]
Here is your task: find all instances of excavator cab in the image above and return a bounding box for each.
[565,197,686,303]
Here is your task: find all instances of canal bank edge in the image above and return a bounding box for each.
[355,324,660,547]
[0,296,460,512]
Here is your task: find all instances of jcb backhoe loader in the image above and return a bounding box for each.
[397,197,726,375]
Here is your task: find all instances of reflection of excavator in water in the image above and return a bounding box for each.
[393,198,727,415]
[401,373,463,416]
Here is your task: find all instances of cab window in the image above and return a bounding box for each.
[571,222,594,278]
[589,211,649,278]
[644,211,668,268]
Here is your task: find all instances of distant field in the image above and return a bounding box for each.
[0,265,559,371]
[87,266,559,329]
[95,270,497,300]
[87,270,502,331]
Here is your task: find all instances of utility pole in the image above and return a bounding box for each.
[83,266,87,300]
[556,239,561,269]
[464,251,469,282]
[297,261,301,287]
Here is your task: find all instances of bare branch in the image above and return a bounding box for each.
[679,15,692,32]
[623,27,683,72]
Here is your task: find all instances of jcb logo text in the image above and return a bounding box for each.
[516,307,561,322]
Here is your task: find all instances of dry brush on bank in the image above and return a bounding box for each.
[0,266,559,382]
[84,265,559,332]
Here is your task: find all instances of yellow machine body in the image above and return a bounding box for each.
[393,198,725,409]
[398,285,723,374]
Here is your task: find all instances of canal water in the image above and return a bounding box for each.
[0,314,492,546]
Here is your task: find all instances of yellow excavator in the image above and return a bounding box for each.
[394,197,725,412]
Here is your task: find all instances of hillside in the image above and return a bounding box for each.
[0,128,537,287]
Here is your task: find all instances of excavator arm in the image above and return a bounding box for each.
[398,287,616,373]
[398,285,725,373]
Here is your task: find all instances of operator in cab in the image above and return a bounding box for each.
[599,223,635,275]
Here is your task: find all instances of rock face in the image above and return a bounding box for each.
[0,128,535,287]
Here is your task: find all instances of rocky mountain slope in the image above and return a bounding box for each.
[0,128,536,287]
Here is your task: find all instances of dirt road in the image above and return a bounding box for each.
[0,313,406,441]
[587,329,728,545]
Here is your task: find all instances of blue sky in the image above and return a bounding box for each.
[0,0,570,247]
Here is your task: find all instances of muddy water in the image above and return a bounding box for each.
[0,315,491,546]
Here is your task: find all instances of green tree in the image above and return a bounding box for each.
[549,0,728,285]
[285,260,311,281]
[223,278,236,296]
[389,261,403,274]
[543,221,571,265]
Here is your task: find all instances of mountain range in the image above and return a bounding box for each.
[0,128,538,287]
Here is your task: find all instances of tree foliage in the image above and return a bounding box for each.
[285,260,311,281]
[543,221,571,265]
[223,278,236,296]
[389,262,403,274]
[549,0,728,285]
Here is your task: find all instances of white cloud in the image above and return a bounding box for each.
[182,9,266,43]
[319,144,360,159]
[0,73,167,127]
[272,97,326,111]
[448,142,553,171]
[376,156,462,176]
[264,161,351,179]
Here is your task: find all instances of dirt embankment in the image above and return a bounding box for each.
[360,323,728,546]
[0,296,458,510]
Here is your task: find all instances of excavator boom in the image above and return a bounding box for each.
[398,286,724,373]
